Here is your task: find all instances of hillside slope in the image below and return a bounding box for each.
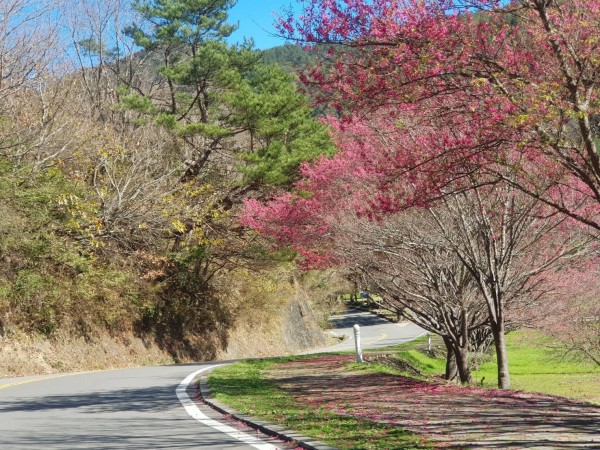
[0,159,336,376]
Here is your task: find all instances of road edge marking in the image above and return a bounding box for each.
[176,365,280,450]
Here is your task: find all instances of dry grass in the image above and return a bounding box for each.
[0,331,174,377]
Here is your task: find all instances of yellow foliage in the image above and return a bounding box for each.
[170,218,187,233]
[515,114,529,126]
[55,192,104,246]
[471,77,489,87]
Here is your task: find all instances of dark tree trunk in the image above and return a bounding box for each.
[443,336,458,381]
[492,320,510,389]
[180,147,212,183]
[454,347,473,385]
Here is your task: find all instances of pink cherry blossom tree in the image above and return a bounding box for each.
[536,263,600,366]
[242,112,593,389]
[280,0,600,231]
[333,210,489,384]
[243,0,600,388]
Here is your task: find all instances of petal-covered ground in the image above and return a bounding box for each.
[267,355,600,449]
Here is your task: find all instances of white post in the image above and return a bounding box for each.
[427,332,432,354]
[353,324,363,363]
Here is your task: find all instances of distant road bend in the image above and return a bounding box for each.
[0,310,425,449]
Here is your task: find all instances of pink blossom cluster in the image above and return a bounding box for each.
[243,0,600,266]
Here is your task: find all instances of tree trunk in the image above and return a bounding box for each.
[492,321,510,389]
[180,147,212,183]
[457,307,472,384]
[443,336,458,381]
[454,347,473,385]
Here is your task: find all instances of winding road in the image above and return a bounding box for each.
[0,310,425,449]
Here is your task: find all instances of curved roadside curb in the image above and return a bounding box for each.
[197,370,338,450]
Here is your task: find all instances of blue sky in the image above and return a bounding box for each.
[228,1,301,49]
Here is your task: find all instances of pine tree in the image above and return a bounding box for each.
[121,0,334,190]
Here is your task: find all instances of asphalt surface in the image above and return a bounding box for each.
[0,310,425,449]
[312,309,426,353]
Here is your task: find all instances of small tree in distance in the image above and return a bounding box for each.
[537,264,600,367]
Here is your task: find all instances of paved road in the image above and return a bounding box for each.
[0,310,424,449]
[314,309,426,353]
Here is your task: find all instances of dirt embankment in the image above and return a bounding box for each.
[0,271,339,377]
[0,332,172,376]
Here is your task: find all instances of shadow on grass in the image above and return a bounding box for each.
[273,357,600,449]
[208,361,431,450]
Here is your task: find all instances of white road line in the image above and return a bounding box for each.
[176,366,280,450]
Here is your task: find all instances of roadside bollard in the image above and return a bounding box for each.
[427,332,432,355]
[353,324,364,363]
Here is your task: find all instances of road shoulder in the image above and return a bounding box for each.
[197,368,337,450]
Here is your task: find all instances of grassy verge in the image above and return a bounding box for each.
[207,330,598,450]
[472,330,600,403]
[208,358,431,450]
[363,331,600,404]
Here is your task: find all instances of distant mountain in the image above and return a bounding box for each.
[261,44,315,71]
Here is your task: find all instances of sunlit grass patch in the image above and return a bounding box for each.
[369,329,600,404]
[208,358,431,450]
[472,330,600,403]
[357,330,599,404]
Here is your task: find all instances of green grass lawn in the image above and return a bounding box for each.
[471,330,600,403]
[208,358,431,450]
[366,330,600,404]
[207,329,598,449]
